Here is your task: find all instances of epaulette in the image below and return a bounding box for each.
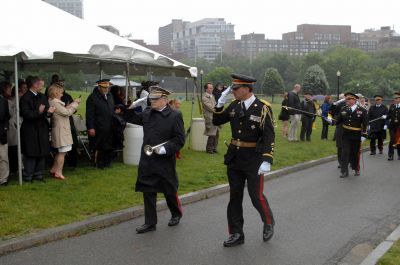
[259,99,271,107]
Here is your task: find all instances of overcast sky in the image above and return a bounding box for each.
[83,0,399,44]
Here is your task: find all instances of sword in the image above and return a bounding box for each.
[282,106,336,120]
[368,116,386,124]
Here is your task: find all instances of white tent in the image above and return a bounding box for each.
[0,0,198,185]
[0,0,197,78]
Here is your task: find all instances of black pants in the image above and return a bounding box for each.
[23,156,46,181]
[96,150,112,169]
[227,167,274,235]
[143,192,182,225]
[300,117,313,141]
[8,145,18,174]
[341,138,361,173]
[388,128,400,157]
[337,147,343,167]
[370,137,384,153]
[321,118,329,140]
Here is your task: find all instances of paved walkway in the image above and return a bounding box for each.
[1,150,400,265]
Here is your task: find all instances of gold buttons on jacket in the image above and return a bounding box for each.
[238,130,242,133]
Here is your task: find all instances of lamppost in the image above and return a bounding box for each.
[185,77,188,101]
[200,69,204,100]
[336,70,341,100]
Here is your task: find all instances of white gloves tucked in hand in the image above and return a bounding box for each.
[361,136,367,143]
[325,117,333,124]
[128,97,147,109]
[216,86,232,108]
[154,146,166,155]
[382,115,387,119]
[384,125,388,130]
[258,161,271,176]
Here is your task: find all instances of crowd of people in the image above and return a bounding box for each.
[278,83,400,178]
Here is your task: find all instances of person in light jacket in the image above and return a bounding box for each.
[48,84,80,180]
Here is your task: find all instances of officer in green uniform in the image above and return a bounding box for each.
[213,74,275,247]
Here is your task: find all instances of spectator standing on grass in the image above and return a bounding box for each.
[287,84,301,142]
[202,82,220,154]
[20,76,55,183]
[300,91,316,142]
[48,84,80,180]
[321,95,332,140]
[0,81,10,186]
[278,92,290,137]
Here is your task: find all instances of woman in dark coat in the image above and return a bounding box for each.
[86,80,115,169]
[278,92,290,137]
[125,86,185,233]
[20,76,55,182]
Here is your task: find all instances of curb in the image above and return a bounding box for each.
[0,146,372,256]
[359,224,400,265]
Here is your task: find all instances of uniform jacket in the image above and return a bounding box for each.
[124,105,185,193]
[213,97,275,171]
[0,95,10,145]
[368,104,388,138]
[335,104,368,140]
[20,90,51,157]
[49,98,78,148]
[202,92,220,136]
[86,88,115,150]
[287,91,301,115]
[386,103,400,129]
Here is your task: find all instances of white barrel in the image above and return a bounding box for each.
[123,123,144,165]
[190,118,208,151]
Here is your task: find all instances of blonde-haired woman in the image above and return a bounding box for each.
[48,84,80,179]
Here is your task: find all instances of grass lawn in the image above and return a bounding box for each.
[378,240,400,265]
[0,91,338,241]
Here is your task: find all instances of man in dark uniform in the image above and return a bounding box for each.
[368,95,388,155]
[329,94,346,168]
[327,92,368,178]
[125,86,185,233]
[300,91,316,141]
[386,92,400,160]
[213,74,275,247]
[86,79,115,169]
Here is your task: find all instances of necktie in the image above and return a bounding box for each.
[239,102,246,118]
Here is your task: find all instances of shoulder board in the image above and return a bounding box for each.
[259,99,271,107]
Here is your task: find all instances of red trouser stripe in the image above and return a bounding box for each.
[259,175,272,224]
[176,192,183,215]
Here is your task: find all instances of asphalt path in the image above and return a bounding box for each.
[1,149,400,265]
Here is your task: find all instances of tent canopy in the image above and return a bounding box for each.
[0,0,197,78]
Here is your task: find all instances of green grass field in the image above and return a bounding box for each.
[378,240,400,265]
[0,91,338,240]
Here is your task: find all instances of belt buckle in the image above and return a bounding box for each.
[236,140,241,147]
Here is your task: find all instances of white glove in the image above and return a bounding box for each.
[384,125,388,130]
[361,137,367,143]
[128,97,147,109]
[154,146,166,155]
[258,162,271,176]
[367,125,370,131]
[381,115,387,119]
[216,86,232,108]
[325,117,333,124]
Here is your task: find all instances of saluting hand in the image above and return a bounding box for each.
[48,106,56,114]
[38,104,45,114]
[88,129,95,137]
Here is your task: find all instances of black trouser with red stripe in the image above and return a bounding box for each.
[143,192,182,225]
[341,137,361,173]
[227,167,274,235]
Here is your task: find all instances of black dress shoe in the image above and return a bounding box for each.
[354,170,360,176]
[388,156,394,161]
[168,216,181,227]
[136,224,156,234]
[223,233,244,247]
[0,181,8,186]
[340,171,349,178]
[370,151,376,155]
[337,164,341,168]
[379,150,383,154]
[263,224,274,242]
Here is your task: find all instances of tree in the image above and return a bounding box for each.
[261,68,285,102]
[204,66,233,86]
[302,64,329,95]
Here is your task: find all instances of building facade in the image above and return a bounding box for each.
[169,18,235,61]
[158,19,188,56]
[43,0,83,19]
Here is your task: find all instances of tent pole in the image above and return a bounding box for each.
[125,62,129,105]
[99,62,103,79]
[14,56,23,186]
[188,77,196,149]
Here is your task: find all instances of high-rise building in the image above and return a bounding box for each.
[170,18,235,61]
[354,26,400,52]
[43,0,83,19]
[282,24,352,55]
[159,19,188,56]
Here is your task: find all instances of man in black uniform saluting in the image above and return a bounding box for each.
[327,92,368,178]
[125,86,185,233]
[213,74,275,247]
